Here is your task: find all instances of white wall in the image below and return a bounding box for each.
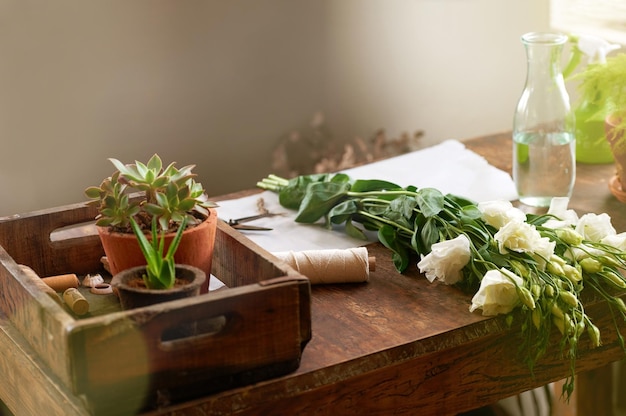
[324,0,550,145]
[0,0,549,216]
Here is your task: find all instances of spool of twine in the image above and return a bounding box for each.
[41,273,80,292]
[273,247,374,284]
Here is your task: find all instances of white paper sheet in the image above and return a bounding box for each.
[342,139,517,202]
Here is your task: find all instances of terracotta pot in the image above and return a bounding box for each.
[111,264,206,310]
[97,208,217,293]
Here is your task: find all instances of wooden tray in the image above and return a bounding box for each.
[0,202,311,415]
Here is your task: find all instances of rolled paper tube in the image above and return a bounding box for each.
[41,273,80,292]
[273,247,374,284]
[18,265,63,306]
[63,288,89,316]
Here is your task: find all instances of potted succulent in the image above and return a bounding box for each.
[85,154,218,292]
[111,215,206,310]
[574,52,626,201]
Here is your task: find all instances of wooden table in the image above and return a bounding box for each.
[0,131,624,415]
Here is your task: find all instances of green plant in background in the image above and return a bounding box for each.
[85,154,217,232]
[574,52,626,133]
[563,34,622,164]
[129,215,188,290]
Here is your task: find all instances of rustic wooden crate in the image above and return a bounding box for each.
[0,202,311,415]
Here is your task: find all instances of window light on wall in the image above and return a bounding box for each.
[551,0,626,45]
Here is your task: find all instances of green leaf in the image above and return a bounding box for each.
[135,161,150,181]
[330,173,351,184]
[295,181,350,223]
[84,186,102,199]
[155,192,170,210]
[446,193,478,208]
[345,219,367,240]
[416,188,444,218]
[177,198,195,212]
[165,181,178,200]
[459,205,482,222]
[109,158,129,175]
[389,195,417,221]
[146,154,163,172]
[378,224,410,272]
[328,200,359,224]
[166,216,188,261]
[420,217,441,252]
[350,179,401,192]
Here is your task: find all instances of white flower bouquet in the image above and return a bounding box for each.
[258,173,626,399]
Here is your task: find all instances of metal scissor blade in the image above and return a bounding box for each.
[227,212,284,226]
[226,211,284,231]
[230,224,273,231]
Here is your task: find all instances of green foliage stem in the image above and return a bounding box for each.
[129,215,188,290]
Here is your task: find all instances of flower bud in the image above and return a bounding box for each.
[551,303,564,319]
[599,255,622,268]
[587,322,601,348]
[555,228,584,246]
[517,286,536,310]
[509,260,529,278]
[532,306,542,329]
[547,261,565,276]
[563,313,574,335]
[550,254,567,267]
[614,298,626,314]
[559,290,579,308]
[553,315,565,335]
[531,284,542,300]
[556,280,568,290]
[562,264,582,283]
[575,319,585,337]
[580,257,602,274]
[600,270,626,289]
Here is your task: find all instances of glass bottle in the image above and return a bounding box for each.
[513,32,576,207]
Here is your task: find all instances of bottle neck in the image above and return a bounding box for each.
[515,32,573,133]
[525,43,565,84]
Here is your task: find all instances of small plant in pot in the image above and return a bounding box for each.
[85,154,218,292]
[111,215,206,310]
[574,53,626,201]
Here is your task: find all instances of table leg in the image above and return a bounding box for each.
[577,365,614,416]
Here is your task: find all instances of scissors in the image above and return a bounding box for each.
[227,212,284,231]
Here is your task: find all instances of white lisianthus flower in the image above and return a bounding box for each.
[494,221,546,254]
[544,197,579,229]
[569,244,604,261]
[418,234,471,284]
[529,237,557,270]
[600,232,626,251]
[494,221,555,269]
[576,213,616,242]
[470,268,524,316]
[478,200,527,229]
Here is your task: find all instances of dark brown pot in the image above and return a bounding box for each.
[111,264,206,310]
[97,208,217,293]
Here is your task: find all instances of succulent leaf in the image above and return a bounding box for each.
[86,154,215,232]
